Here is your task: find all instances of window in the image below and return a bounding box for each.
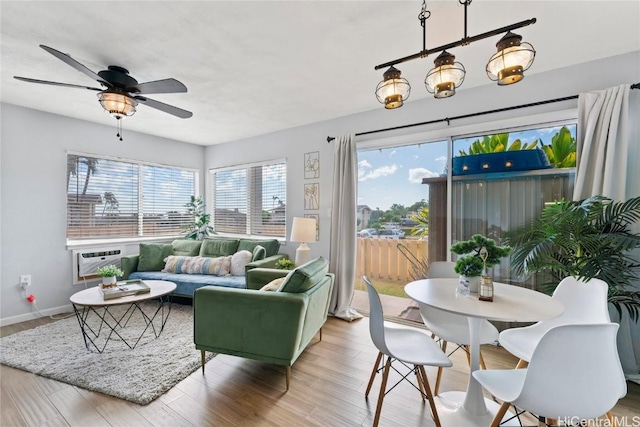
[211,159,286,238]
[66,153,197,240]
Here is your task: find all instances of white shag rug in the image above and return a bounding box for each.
[0,302,215,405]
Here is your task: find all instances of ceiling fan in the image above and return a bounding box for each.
[14,45,192,139]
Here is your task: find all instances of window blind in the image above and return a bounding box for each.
[212,160,286,238]
[66,154,196,239]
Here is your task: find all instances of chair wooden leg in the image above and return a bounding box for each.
[465,345,471,365]
[479,348,488,370]
[372,357,392,427]
[606,411,615,427]
[366,352,383,397]
[491,359,528,426]
[285,366,291,391]
[545,418,557,426]
[419,365,441,427]
[490,401,512,427]
[201,350,206,374]
[414,366,425,402]
[434,340,448,396]
[319,327,322,342]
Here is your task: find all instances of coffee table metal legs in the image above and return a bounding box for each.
[72,295,172,353]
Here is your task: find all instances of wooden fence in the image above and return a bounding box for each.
[356,238,428,283]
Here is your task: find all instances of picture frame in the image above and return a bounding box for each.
[304,214,320,241]
[304,151,320,179]
[304,183,319,210]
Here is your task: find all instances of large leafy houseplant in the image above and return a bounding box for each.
[184,196,215,240]
[506,195,640,318]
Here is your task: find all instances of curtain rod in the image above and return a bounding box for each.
[327,82,640,143]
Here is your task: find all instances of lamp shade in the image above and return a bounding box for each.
[290,217,316,243]
[425,51,466,99]
[98,91,137,118]
[375,66,411,109]
[486,31,536,86]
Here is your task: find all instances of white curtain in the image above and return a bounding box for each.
[328,134,362,321]
[573,84,630,200]
[574,83,640,382]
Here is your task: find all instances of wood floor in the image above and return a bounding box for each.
[1,308,638,427]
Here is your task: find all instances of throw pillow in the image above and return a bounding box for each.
[171,240,202,256]
[138,243,173,271]
[162,255,232,276]
[230,250,253,276]
[199,239,240,257]
[237,239,281,257]
[260,277,285,292]
[252,245,267,262]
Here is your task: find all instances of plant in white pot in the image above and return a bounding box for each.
[96,265,124,288]
[450,234,511,294]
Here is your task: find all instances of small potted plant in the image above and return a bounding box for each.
[275,259,295,270]
[96,265,124,288]
[450,234,511,293]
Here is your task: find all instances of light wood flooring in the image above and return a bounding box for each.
[1,307,638,427]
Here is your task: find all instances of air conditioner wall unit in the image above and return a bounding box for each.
[72,246,125,285]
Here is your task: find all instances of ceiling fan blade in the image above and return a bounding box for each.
[40,45,112,88]
[126,78,187,94]
[134,96,193,119]
[14,76,103,91]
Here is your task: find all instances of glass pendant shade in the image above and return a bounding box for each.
[98,91,137,118]
[425,51,466,99]
[486,31,536,85]
[375,66,411,109]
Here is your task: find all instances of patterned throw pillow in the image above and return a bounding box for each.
[260,277,285,291]
[162,255,232,276]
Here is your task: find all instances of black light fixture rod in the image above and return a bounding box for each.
[327,83,640,143]
[374,18,537,71]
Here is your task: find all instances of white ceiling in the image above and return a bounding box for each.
[1,1,639,146]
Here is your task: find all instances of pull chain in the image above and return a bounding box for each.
[116,117,124,141]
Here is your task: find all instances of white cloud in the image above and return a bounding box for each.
[408,167,439,183]
[389,150,397,157]
[359,159,372,168]
[435,156,447,162]
[358,164,398,181]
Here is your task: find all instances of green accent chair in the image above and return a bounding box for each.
[193,256,334,391]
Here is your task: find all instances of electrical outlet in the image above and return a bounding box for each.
[20,275,31,289]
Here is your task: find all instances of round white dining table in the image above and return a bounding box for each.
[405,278,564,427]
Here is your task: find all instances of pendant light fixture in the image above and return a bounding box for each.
[486,31,536,85]
[374,0,537,107]
[425,51,466,98]
[375,66,411,109]
[98,90,137,118]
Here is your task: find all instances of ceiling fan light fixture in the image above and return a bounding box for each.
[486,31,536,86]
[98,91,137,118]
[375,66,411,109]
[425,51,466,99]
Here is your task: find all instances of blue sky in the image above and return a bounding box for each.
[357,124,576,212]
[358,141,448,211]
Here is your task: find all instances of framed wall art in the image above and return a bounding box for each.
[304,183,319,210]
[304,214,320,241]
[304,151,320,179]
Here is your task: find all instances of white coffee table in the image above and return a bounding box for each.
[70,280,176,353]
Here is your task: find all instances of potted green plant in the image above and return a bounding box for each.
[96,264,124,288]
[275,259,295,270]
[450,234,511,292]
[184,196,215,240]
[505,195,640,319]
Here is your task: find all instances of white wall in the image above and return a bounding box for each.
[2,51,638,325]
[204,51,640,262]
[0,104,205,324]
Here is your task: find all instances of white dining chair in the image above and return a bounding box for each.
[363,276,452,427]
[474,323,626,427]
[497,276,612,423]
[417,261,499,394]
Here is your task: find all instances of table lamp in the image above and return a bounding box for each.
[290,217,316,266]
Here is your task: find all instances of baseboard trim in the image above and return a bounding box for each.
[0,304,73,327]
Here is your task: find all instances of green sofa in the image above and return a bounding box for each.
[121,238,287,297]
[194,256,334,390]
